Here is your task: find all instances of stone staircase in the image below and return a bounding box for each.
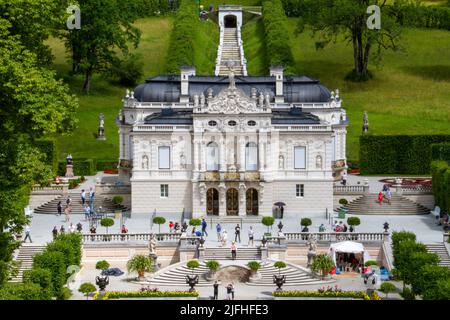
[9,245,46,283]
[33,195,128,215]
[148,260,327,287]
[217,28,245,76]
[345,194,430,215]
[426,243,450,267]
[203,247,261,260]
[247,261,328,286]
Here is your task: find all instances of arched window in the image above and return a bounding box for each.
[246,142,258,171]
[206,142,219,171]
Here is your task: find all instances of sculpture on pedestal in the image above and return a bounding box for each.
[362,111,369,133]
[306,235,317,267]
[148,233,159,271]
[65,154,74,178]
[97,113,106,140]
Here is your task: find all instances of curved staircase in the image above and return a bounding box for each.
[33,195,128,215]
[148,260,328,288]
[345,194,430,215]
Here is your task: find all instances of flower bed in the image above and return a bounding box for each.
[96,291,199,300]
[103,169,118,174]
[273,290,376,300]
[379,178,432,187]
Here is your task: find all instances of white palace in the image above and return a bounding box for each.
[117,6,348,218]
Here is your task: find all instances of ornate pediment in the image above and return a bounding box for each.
[206,85,258,114]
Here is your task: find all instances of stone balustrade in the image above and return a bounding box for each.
[280,232,388,243]
[82,232,183,244]
[31,184,68,195]
[398,185,433,194]
[333,185,367,195]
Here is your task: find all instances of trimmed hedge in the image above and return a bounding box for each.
[165,0,198,74]
[262,0,295,74]
[431,160,450,213]
[431,143,450,162]
[23,268,53,300]
[58,158,97,176]
[359,135,450,174]
[96,160,118,171]
[34,139,58,174]
[0,283,44,300]
[388,3,450,30]
[33,251,66,297]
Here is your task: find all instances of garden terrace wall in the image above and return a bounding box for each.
[359,135,450,175]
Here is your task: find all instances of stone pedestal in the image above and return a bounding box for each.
[65,164,74,178]
[97,128,106,140]
[260,246,268,261]
[149,253,159,271]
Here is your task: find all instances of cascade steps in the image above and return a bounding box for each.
[426,243,450,267]
[9,245,46,283]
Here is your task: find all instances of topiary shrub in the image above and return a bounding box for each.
[100,218,115,234]
[79,282,97,300]
[0,282,44,300]
[205,260,220,271]
[339,198,348,206]
[96,260,110,272]
[112,196,124,206]
[247,261,262,272]
[347,217,361,231]
[300,218,312,229]
[261,216,275,234]
[364,260,378,267]
[274,261,287,276]
[153,216,166,233]
[380,282,397,298]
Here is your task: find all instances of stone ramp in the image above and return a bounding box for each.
[345,194,430,215]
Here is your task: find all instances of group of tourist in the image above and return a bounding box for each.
[213,280,235,300]
[377,184,392,204]
[51,222,82,239]
[168,221,182,233]
[56,186,96,223]
[333,220,352,233]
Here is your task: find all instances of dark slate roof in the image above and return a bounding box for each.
[271,108,320,124]
[143,108,321,125]
[134,76,331,103]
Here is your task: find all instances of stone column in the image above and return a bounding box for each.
[238,183,246,216]
[239,136,246,172]
[219,184,226,216]
[193,139,199,173]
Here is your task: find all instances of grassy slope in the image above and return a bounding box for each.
[243,17,450,161]
[194,19,219,75]
[242,17,266,75]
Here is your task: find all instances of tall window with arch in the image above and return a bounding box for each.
[246,142,258,171]
[206,142,219,171]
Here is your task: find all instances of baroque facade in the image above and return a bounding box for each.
[117,65,348,217]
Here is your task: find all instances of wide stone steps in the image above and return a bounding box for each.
[9,245,46,283]
[148,260,325,287]
[201,216,261,224]
[247,262,325,286]
[203,247,261,260]
[345,194,430,215]
[426,244,450,267]
[33,195,128,215]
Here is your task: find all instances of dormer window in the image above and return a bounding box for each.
[208,120,217,127]
[228,120,237,127]
[247,120,256,127]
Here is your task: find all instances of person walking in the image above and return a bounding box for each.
[57,201,62,216]
[121,224,128,241]
[230,241,237,260]
[386,188,392,205]
[23,225,32,243]
[201,218,208,237]
[378,191,383,205]
[52,226,58,240]
[169,221,174,233]
[280,206,284,219]
[234,224,241,243]
[64,205,71,222]
[221,230,228,247]
[89,187,95,212]
[248,226,254,247]
[60,225,65,235]
[342,171,347,186]
[213,280,220,300]
[226,283,232,300]
[76,222,83,233]
[216,223,222,242]
[84,204,91,221]
[319,223,326,232]
[66,196,72,207]
[81,189,86,205]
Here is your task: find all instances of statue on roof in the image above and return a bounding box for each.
[363,111,369,133]
[226,60,236,89]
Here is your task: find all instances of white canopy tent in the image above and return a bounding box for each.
[328,241,372,266]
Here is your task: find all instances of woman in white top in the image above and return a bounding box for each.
[221,230,228,247]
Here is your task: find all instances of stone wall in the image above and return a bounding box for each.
[131,181,192,214]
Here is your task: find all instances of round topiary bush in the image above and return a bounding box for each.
[95,260,110,271]
[112,196,123,205]
[247,261,262,271]
[189,218,202,226]
[186,260,200,275]
[274,261,287,276]
[78,282,97,300]
[347,217,361,231]
[153,216,166,233]
[364,260,378,267]
[339,198,348,206]
[380,282,397,298]
[100,218,114,234]
[300,218,312,227]
[205,260,220,271]
[261,216,275,234]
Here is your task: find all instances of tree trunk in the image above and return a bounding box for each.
[83,69,92,94]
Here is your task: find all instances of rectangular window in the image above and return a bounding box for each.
[294,146,306,169]
[296,184,304,197]
[158,146,170,169]
[160,184,168,198]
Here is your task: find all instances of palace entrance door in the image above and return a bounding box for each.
[246,188,258,215]
[206,188,219,215]
[226,188,239,216]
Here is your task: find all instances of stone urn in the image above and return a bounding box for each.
[186,274,199,292]
[96,275,109,291]
[273,274,286,291]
